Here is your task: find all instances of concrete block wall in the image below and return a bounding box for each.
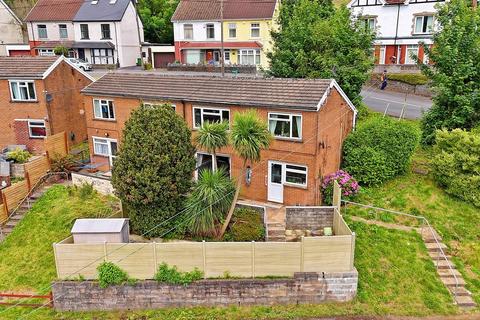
[52,270,358,311]
[286,207,334,231]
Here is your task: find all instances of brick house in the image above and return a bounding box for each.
[81,73,356,206]
[0,56,94,154]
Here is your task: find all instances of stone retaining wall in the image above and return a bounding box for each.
[286,207,334,231]
[71,172,114,195]
[52,270,358,311]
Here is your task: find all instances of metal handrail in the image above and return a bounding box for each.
[341,199,460,297]
[0,172,68,235]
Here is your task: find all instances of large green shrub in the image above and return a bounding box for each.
[224,208,265,242]
[342,117,420,185]
[97,262,129,288]
[154,263,203,285]
[431,129,480,207]
[111,105,196,237]
[6,148,31,164]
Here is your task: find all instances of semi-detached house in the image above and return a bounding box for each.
[172,0,279,69]
[25,0,144,67]
[81,73,356,206]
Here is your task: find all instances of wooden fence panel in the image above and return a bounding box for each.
[254,242,301,277]
[107,244,155,280]
[0,204,7,223]
[156,242,204,273]
[204,242,252,278]
[45,132,68,158]
[54,243,105,279]
[333,210,353,236]
[24,156,50,188]
[303,236,353,272]
[2,180,29,213]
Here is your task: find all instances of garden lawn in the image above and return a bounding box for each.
[344,147,480,308]
[0,215,458,319]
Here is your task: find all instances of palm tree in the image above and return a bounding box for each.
[194,121,229,171]
[184,168,235,237]
[218,110,272,238]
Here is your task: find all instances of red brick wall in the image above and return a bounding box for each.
[13,120,45,153]
[83,91,354,206]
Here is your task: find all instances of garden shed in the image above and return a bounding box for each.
[71,218,129,244]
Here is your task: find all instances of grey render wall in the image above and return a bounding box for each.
[286,207,334,231]
[52,270,358,312]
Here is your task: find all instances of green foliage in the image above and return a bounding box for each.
[355,102,375,121]
[184,169,235,237]
[53,45,69,56]
[224,208,265,242]
[97,262,130,288]
[268,0,375,103]
[138,0,179,43]
[6,148,31,164]
[50,154,76,173]
[111,104,196,237]
[77,183,95,200]
[154,263,203,285]
[144,62,153,70]
[343,117,420,185]
[194,121,229,171]
[418,0,480,144]
[386,73,429,86]
[431,129,480,207]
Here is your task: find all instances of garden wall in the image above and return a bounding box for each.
[71,172,114,195]
[52,270,358,311]
[286,206,334,232]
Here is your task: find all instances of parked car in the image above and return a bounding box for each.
[68,58,92,71]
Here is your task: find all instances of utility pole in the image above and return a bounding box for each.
[220,0,225,76]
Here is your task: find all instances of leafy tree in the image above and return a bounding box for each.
[111,104,195,237]
[184,169,235,237]
[54,46,69,56]
[267,0,375,103]
[418,0,480,144]
[219,111,272,238]
[194,121,229,171]
[138,0,179,43]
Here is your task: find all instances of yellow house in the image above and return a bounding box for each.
[172,0,280,70]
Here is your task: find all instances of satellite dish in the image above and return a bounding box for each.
[46,93,53,102]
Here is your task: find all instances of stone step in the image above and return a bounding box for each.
[9,214,24,221]
[267,237,286,242]
[1,226,13,234]
[455,295,477,308]
[5,220,18,228]
[451,286,472,297]
[437,268,462,278]
[428,251,452,259]
[425,242,448,252]
[268,229,285,237]
[268,223,285,229]
[441,276,466,287]
[434,259,456,270]
[421,230,443,243]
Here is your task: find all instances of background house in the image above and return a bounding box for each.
[0,0,29,56]
[348,0,442,69]
[0,56,94,154]
[81,73,356,205]
[171,0,279,69]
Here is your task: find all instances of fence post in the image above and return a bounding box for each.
[153,242,157,276]
[2,191,8,213]
[53,242,60,279]
[64,131,69,155]
[300,236,305,272]
[333,181,341,210]
[25,170,31,191]
[350,232,356,270]
[202,240,207,279]
[251,241,255,278]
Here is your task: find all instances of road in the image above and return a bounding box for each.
[360,87,432,120]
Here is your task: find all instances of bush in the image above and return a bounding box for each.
[343,117,420,186]
[111,105,196,237]
[97,262,129,288]
[50,154,76,173]
[78,183,95,200]
[387,73,429,86]
[321,170,359,205]
[224,208,265,242]
[54,45,69,56]
[154,263,203,285]
[431,129,480,207]
[6,148,31,164]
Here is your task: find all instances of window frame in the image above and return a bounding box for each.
[239,49,261,65]
[250,23,260,38]
[184,24,193,40]
[192,107,230,129]
[268,112,303,140]
[405,45,419,65]
[195,152,231,180]
[37,24,48,39]
[228,23,237,38]
[28,120,47,138]
[206,23,215,39]
[93,99,115,120]
[59,24,68,39]
[80,24,90,39]
[360,17,376,31]
[9,80,37,102]
[92,136,118,166]
[283,163,308,188]
[38,49,55,56]
[101,24,111,39]
[414,15,434,34]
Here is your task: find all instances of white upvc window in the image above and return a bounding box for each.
[93,99,115,120]
[37,24,47,39]
[250,23,260,38]
[195,152,231,179]
[28,120,47,138]
[206,23,215,39]
[9,80,36,101]
[239,49,261,65]
[405,45,419,65]
[184,24,193,40]
[38,49,55,56]
[228,23,236,38]
[93,136,118,166]
[268,113,302,140]
[414,15,434,34]
[284,164,308,187]
[59,24,68,38]
[360,17,376,30]
[193,107,230,129]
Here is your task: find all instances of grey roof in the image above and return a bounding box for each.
[71,218,128,233]
[82,73,334,111]
[0,56,58,79]
[73,0,131,22]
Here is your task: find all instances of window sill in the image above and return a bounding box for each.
[93,154,109,158]
[101,38,112,40]
[10,100,39,104]
[81,38,90,40]
[93,118,116,122]
[284,182,307,190]
[29,136,46,139]
[273,136,303,143]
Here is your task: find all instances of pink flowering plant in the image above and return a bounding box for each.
[321,170,359,205]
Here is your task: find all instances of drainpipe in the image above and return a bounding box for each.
[114,22,120,67]
[30,22,36,55]
[393,3,401,64]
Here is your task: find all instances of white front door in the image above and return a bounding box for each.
[268,161,284,203]
[379,46,386,64]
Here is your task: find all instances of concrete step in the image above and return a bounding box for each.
[434,259,456,269]
[268,223,285,229]
[451,286,472,297]
[268,229,285,236]
[437,268,462,278]
[267,236,286,242]
[455,295,477,308]
[421,230,443,243]
[441,276,466,287]
[425,242,448,252]
[9,214,24,221]
[1,226,13,234]
[5,220,18,228]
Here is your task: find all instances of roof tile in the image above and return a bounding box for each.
[0,56,59,79]
[25,0,84,22]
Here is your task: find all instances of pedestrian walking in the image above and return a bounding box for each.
[380,69,388,90]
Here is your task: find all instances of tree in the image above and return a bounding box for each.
[418,0,480,144]
[194,121,229,171]
[184,169,235,237]
[267,0,375,103]
[54,46,69,56]
[218,111,272,238]
[111,104,195,237]
[138,0,179,44]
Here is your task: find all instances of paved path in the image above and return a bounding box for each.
[360,87,432,120]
